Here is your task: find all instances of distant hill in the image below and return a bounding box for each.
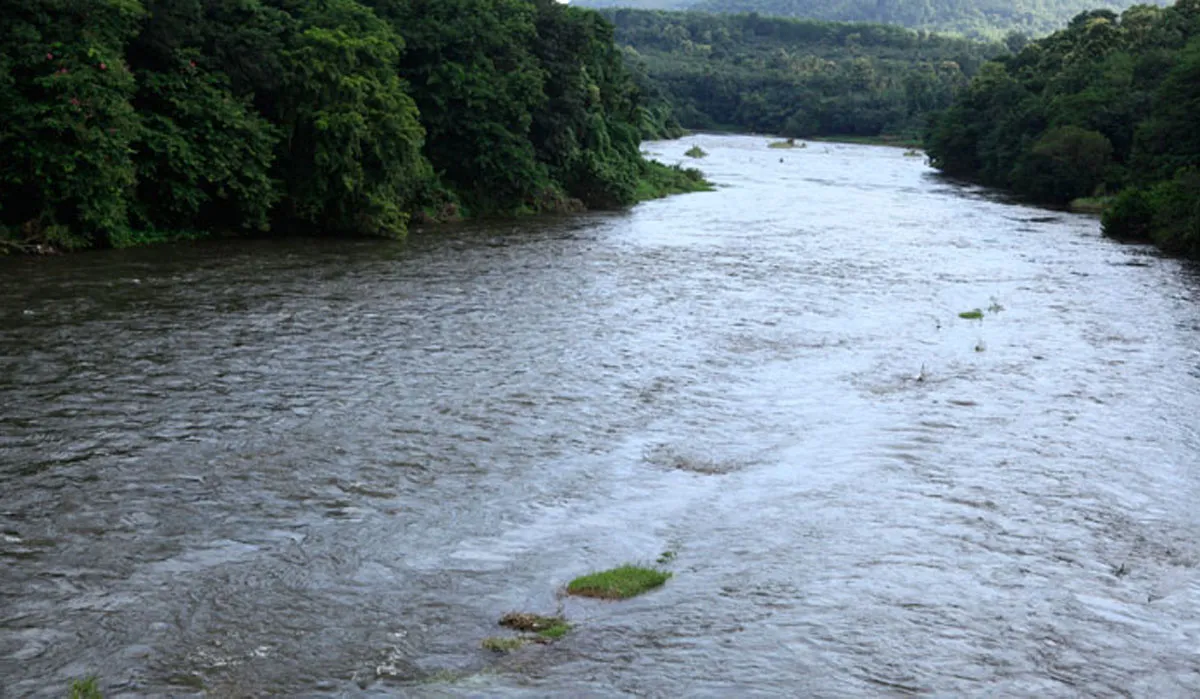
[600,9,1005,139]
[575,0,1171,38]
[574,0,698,7]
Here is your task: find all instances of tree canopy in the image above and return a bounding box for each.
[577,0,1173,40]
[0,0,706,252]
[601,9,1005,139]
[925,1,1200,257]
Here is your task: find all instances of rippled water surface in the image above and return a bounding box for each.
[3,135,1200,697]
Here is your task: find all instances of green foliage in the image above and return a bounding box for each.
[0,0,704,251]
[635,160,712,200]
[1105,169,1200,256]
[538,621,572,639]
[369,0,548,213]
[576,0,1171,40]
[1142,169,1200,256]
[0,0,144,249]
[481,636,528,652]
[497,611,573,639]
[1102,187,1154,239]
[1012,126,1112,203]
[131,56,279,232]
[567,564,672,599]
[528,0,647,209]
[272,0,427,237]
[1131,34,1200,183]
[684,144,707,157]
[599,9,1002,141]
[485,611,572,650]
[927,2,1200,256]
[68,677,103,699]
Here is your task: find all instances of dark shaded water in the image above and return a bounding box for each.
[2,134,1200,697]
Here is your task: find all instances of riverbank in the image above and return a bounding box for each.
[0,160,712,256]
[809,134,924,149]
[1067,196,1114,215]
[684,127,923,150]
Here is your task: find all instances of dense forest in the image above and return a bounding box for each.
[925,0,1200,257]
[603,9,1005,138]
[0,0,705,253]
[577,0,1171,39]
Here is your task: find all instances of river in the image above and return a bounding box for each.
[2,134,1199,697]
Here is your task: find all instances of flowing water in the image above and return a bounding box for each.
[2,134,1200,698]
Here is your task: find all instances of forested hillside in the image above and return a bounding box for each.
[0,0,703,253]
[577,0,1170,39]
[604,9,1005,138]
[925,1,1200,257]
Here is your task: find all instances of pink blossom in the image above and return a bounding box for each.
[46,53,53,60]
[99,63,107,71]
[69,98,80,106]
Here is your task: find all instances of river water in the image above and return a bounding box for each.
[2,134,1199,697]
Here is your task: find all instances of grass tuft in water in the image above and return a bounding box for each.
[958,309,984,320]
[684,145,707,158]
[537,621,572,640]
[494,612,572,645]
[68,678,102,699]
[768,138,806,149]
[499,612,567,634]
[656,549,678,565]
[481,636,527,652]
[567,565,671,600]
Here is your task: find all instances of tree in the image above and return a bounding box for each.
[0,0,144,248]
[271,0,428,236]
[369,0,549,213]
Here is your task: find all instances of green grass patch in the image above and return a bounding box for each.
[499,612,566,633]
[958,309,984,320]
[481,636,527,652]
[68,677,102,699]
[537,621,571,640]
[1069,196,1114,214]
[567,565,671,600]
[635,160,713,202]
[684,145,707,158]
[810,134,923,149]
[496,611,572,644]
